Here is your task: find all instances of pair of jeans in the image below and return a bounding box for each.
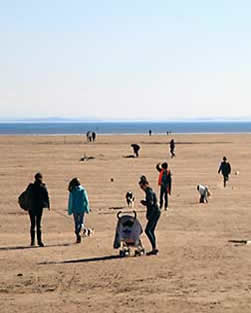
[73,212,85,235]
[159,185,168,209]
[145,211,160,250]
[29,208,43,243]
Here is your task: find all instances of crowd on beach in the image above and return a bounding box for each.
[19,136,232,256]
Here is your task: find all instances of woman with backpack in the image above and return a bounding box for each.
[26,172,50,247]
[156,162,172,210]
[68,177,90,243]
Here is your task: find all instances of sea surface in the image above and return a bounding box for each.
[0,121,251,135]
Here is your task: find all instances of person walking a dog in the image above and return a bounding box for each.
[68,177,90,243]
[26,172,50,247]
[156,162,172,210]
[139,175,161,255]
[218,156,231,187]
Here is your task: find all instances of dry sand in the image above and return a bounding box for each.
[0,134,251,313]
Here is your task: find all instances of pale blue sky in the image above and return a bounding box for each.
[1,1,251,120]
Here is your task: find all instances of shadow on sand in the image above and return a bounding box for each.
[39,254,122,265]
[0,242,74,251]
[228,239,251,246]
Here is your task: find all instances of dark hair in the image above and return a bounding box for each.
[138,175,149,186]
[35,172,43,181]
[68,177,81,192]
[223,156,227,161]
[162,162,168,169]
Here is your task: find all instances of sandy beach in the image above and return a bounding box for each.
[0,133,251,313]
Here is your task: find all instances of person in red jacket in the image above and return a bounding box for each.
[156,162,172,210]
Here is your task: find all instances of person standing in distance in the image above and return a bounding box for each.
[139,175,161,255]
[27,172,50,247]
[170,139,176,158]
[218,156,231,187]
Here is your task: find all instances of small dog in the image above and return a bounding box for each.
[125,192,135,208]
[82,227,94,237]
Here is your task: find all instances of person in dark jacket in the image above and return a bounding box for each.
[27,172,50,247]
[131,144,140,157]
[170,139,176,158]
[139,175,161,255]
[218,156,231,187]
[156,162,172,210]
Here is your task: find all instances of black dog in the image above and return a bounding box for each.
[125,192,135,208]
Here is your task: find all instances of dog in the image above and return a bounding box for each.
[125,192,135,208]
[82,227,94,237]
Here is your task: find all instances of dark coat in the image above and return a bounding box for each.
[218,161,231,177]
[28,181,50,212]
[141,187,160,220]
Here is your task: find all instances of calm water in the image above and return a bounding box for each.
[0,121,251,135]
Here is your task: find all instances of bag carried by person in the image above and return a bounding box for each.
[18,184,32,211]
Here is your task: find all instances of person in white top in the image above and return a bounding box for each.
[197,184,210,203]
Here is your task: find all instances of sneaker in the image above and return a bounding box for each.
[38,242,44,247]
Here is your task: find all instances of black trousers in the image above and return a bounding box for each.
[145,212,161,250]
[159,185,168,209]
[29,208,43,243]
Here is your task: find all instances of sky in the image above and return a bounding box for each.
[1,0,251,121]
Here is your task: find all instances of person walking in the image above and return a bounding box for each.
[26,172,50,247]
[92,131,96,142]
[68,177,90,243]
[170,139,176,158]
[156,162,172,210]
[218,156,231,187]
[139,175,161,255]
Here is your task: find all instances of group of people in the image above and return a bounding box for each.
[131,139,176,159]
[86,131,96,142]
[23,173,90,247]
[22,153,231,256]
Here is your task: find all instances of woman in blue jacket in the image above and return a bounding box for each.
[68,178,90,243]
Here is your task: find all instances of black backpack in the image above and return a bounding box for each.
[18,184,32,211]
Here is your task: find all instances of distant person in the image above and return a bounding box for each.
[26,172,50,247]
[92,131,96,142]
[86,131,92,142]
[68,178,90,243]
[170,139,176,158]
[197,184,210,203]
[139,175,161,255]
[156,162,172,210]
[149,129,152,136]
[131,144,140,157]
[218,156,231,187]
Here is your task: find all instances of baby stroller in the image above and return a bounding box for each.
[113,210,145,257]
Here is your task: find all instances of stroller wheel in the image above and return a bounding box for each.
[119,250,125,257]
[134,250,140,257]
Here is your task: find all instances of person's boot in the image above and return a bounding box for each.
[30,230,35,246]
[76,233,81,243]
[37,230,44,247]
